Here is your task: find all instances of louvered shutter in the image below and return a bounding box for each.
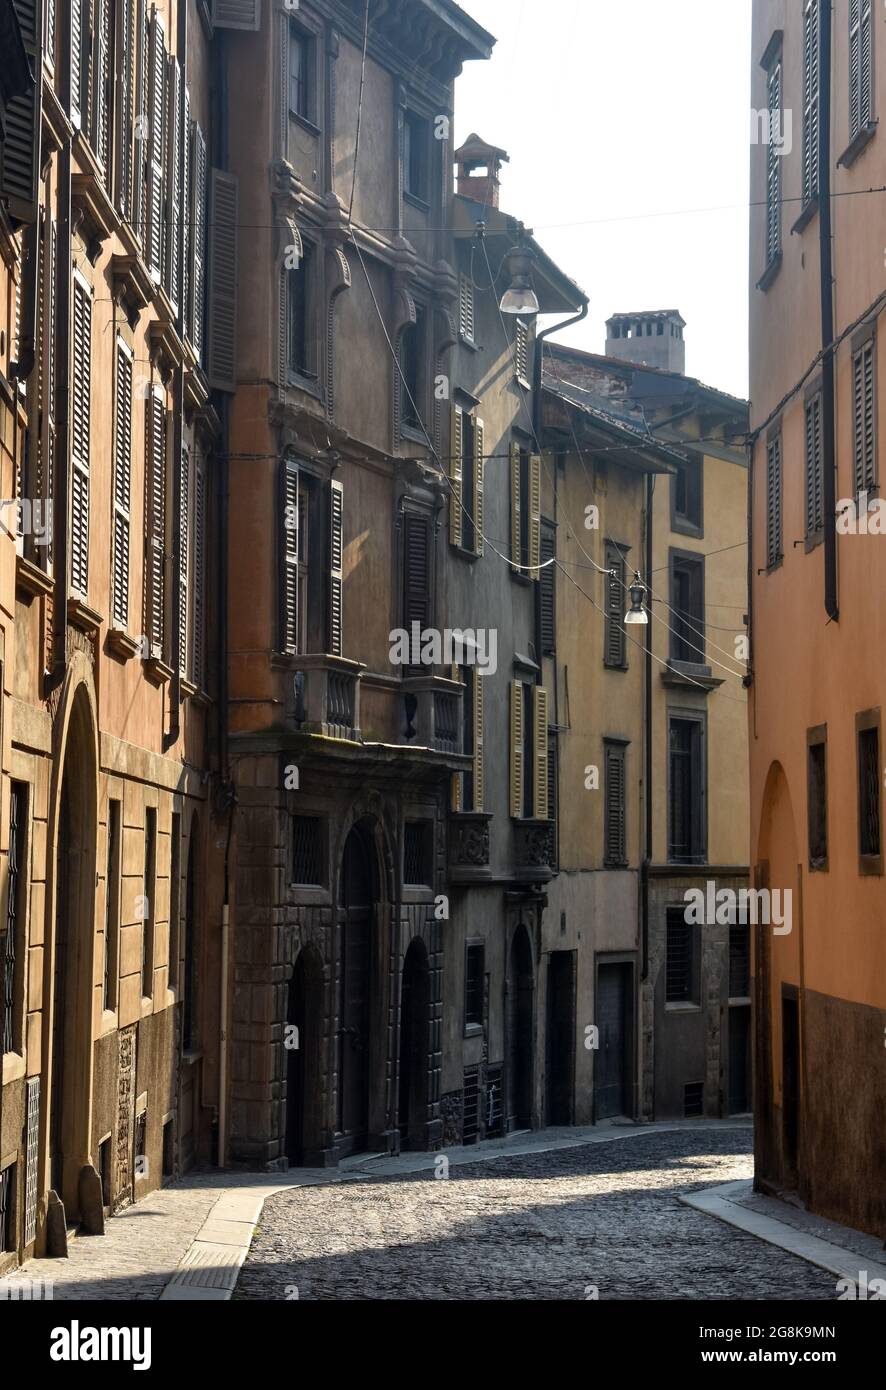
[853,343,876,495]
[164,57,181,311]
[192,457,206,685]
[528,453,541,578]
[132,0,146,240]
[403,513,430,638]
[605,743,626,864]
[71,0,84,128]
[1,0,41,223]
[45,0,56,64]
[117,0,134,218]
[329,478,343,657]
[458,272,474,342]
[766,61,781,264]
[533,687,549,820]
[280,462,298,653]
[850,0,861,137]
[451,666,462,812]
[71,277,92,597]
[805,394,823,535]
[510,680,523,818]
[211,0,261,28]
[449,403,463,546]
[473,667,485,814]
[539,526,555,653]
[146,388,166,655]
[181,88,191,339]
[144,7,165,280]
[178,444,189,672]
[803,0,820,204]
[605,544,625,667]
[191,124,207,357]
[206,168,238,391]
[859,0,873,131]
[474,417,485,556]
[766,437,782,568]
[509,441,520,568]
[113,341,133,628]
[93,0,111,177]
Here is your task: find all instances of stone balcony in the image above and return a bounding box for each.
[400,674,463,754]
[448,811,493,883]
[292,655,365,741]
[512,818,556,884]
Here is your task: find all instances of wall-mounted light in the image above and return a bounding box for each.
[624,570,648,625]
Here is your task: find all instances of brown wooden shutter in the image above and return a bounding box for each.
[191,123,207,357]
[178,443,190,672]
[1,0,41,223]
[132,0,146,241]
[766,436,782,568]
[181,87,191,338]
[281,461,298,654]
[145,387,167,655]
[510,680,523,818]
[211,0,261,28]
[116,0,134,218]
[802,0,819,204]
[206,168,238,391]
[604,542,626,667]
[509,441,520,568]
[45,0,56,65]
[71,277,92,597]
[403,512,431,635]
[474,669,485,813]
[528,453,541,578]
[329,478,344,657]
[93,0,112,177]
[71,0,84,129]
[533,687,549,820]
[853,342,875,495]
[458,272,474,342]
[805,393,823,535]
[145,6,165,280]
[604,742,626,864]
[474,417,485,556]
[192,456,206,686]
[164,56,181,311]
[539,525,555,653]
[449,403,463,547]
[766,60,781,264]
[113,341,133,628]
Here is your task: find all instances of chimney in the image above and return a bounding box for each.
[454,134,509,210]
[605,310,686,375]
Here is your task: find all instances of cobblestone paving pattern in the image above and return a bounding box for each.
[235,1130,838,1301]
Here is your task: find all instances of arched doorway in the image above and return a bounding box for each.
[48,685,98,1216]
[506,924,534,1131]
[398,938,430,1151]
[285,945,324,1165]
[337,822,376,1152]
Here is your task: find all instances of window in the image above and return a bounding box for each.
[856,711,881,870]
[449,405,484,555]
[163,56,182,309]
[807,728,828,869]
[729,919,751,999]
[515,320,530,384]
[852,338,876,497]
[603,740,627,866]
[453,665,485,814]
[805,391,824,539]
[112,340,133,629]
[3,783,27,1055]
[103,800,121,1011]
[765,53,782,264]
[289,25,314,122]
[145,387,167,657]
[400,307,426,430]
[766,434,783,569]
[404,821,432,886]
[162,1118,174,1179]
[402,510,432,651]
[849,0,874,143]
[71,275,92,598]
[666,907,698,1004]
[178,445,190,675]
[403,110,429,202]
[168,811,181,991]
[464,943,484,1028]
[89,0,112,175]
[510,681,549,821]
[280,466,341,657]
[286,241,314,379]
[670,553,705,664]
[604,541,627,669]
[802,0,820,207]
[458,272,474,343]
[672,455,702,533]
[0,1162,13,1253]
[145,8,166,281]
[668,716,706,864]
[142,808,157,998]
[292,815,324,886]
[510,443,540,577]
[190,124,208,357]
[192,454,207,684]
[539,523,556,655]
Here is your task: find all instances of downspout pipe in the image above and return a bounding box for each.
[641,472,653,984]
[819,0,838,622]
[50,11,74,692]
[531,300,589,442]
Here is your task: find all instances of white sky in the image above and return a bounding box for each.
[454,0,752,398]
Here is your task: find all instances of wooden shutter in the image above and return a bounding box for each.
[805,393,823,535]
[145,6,165,280]
[71,276,92,597]
[473,668,485,813]
[181,88,191,338]
[605,743,626,864]
[178,444,189,672]
[458,272,474,342]
[145,387,166,655]
[451,666,462,812]
[802,0,819,204]
[191,124,207,357]
[93,0,112,176]
[113,340,133,628]
[539,525,555,653]
[860,0,873,130]
[509,441,520,568]
[510,680,523,818]
[528,453,541,578]
[116,0,134,218]
[449,403,463,546]
[71,0,84,128]
[766,60,781,264]
[403,512,430,635]
[192,456,206,685]
[853,342,875,495]
[850,0,861,136]
[281,461,298,653]
[211,0,261,28]
[474,417,485,556]
[206,168,238,391]
[45,0,56,65]
[605,543,626,667]
[766,436,782,568]
[164,57,182,311]
[533,686,549,820]
[329,478,343,657]
[1,0,41,223]
[132,0,146,241]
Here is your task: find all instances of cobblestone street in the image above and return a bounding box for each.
[234,1128,837,1301]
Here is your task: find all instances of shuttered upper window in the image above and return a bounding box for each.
[807,726,828,869]
[510,443,540,579]
[71,274,92,598]
[805,391,824,539]
[402,511,432,666]
[458,273,474,343]
[112,339,133,629]
[3,782,27,1055]
[539,523,556,655]
[765,56,782,265]
[90,0,112,180]
[145,7,166,282]
[452,664,485,815]
[802,0,820,206]
[163,56,183,313]
[449,405,484,555]
[669,716,706,864]
[766,434,782,569]
[852,338,876,497]
[280,467,342,658]
[192,454,207,687]
[849,0,874,142]
[604,541,627,669]
[856,710,882,870]
[603,740,627,866]
[145,386,167,657]
[207,167,239,392]
[510,681,549,821]
[515,320,530,385]
[190,124,207,357]
[177,444,190,675]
